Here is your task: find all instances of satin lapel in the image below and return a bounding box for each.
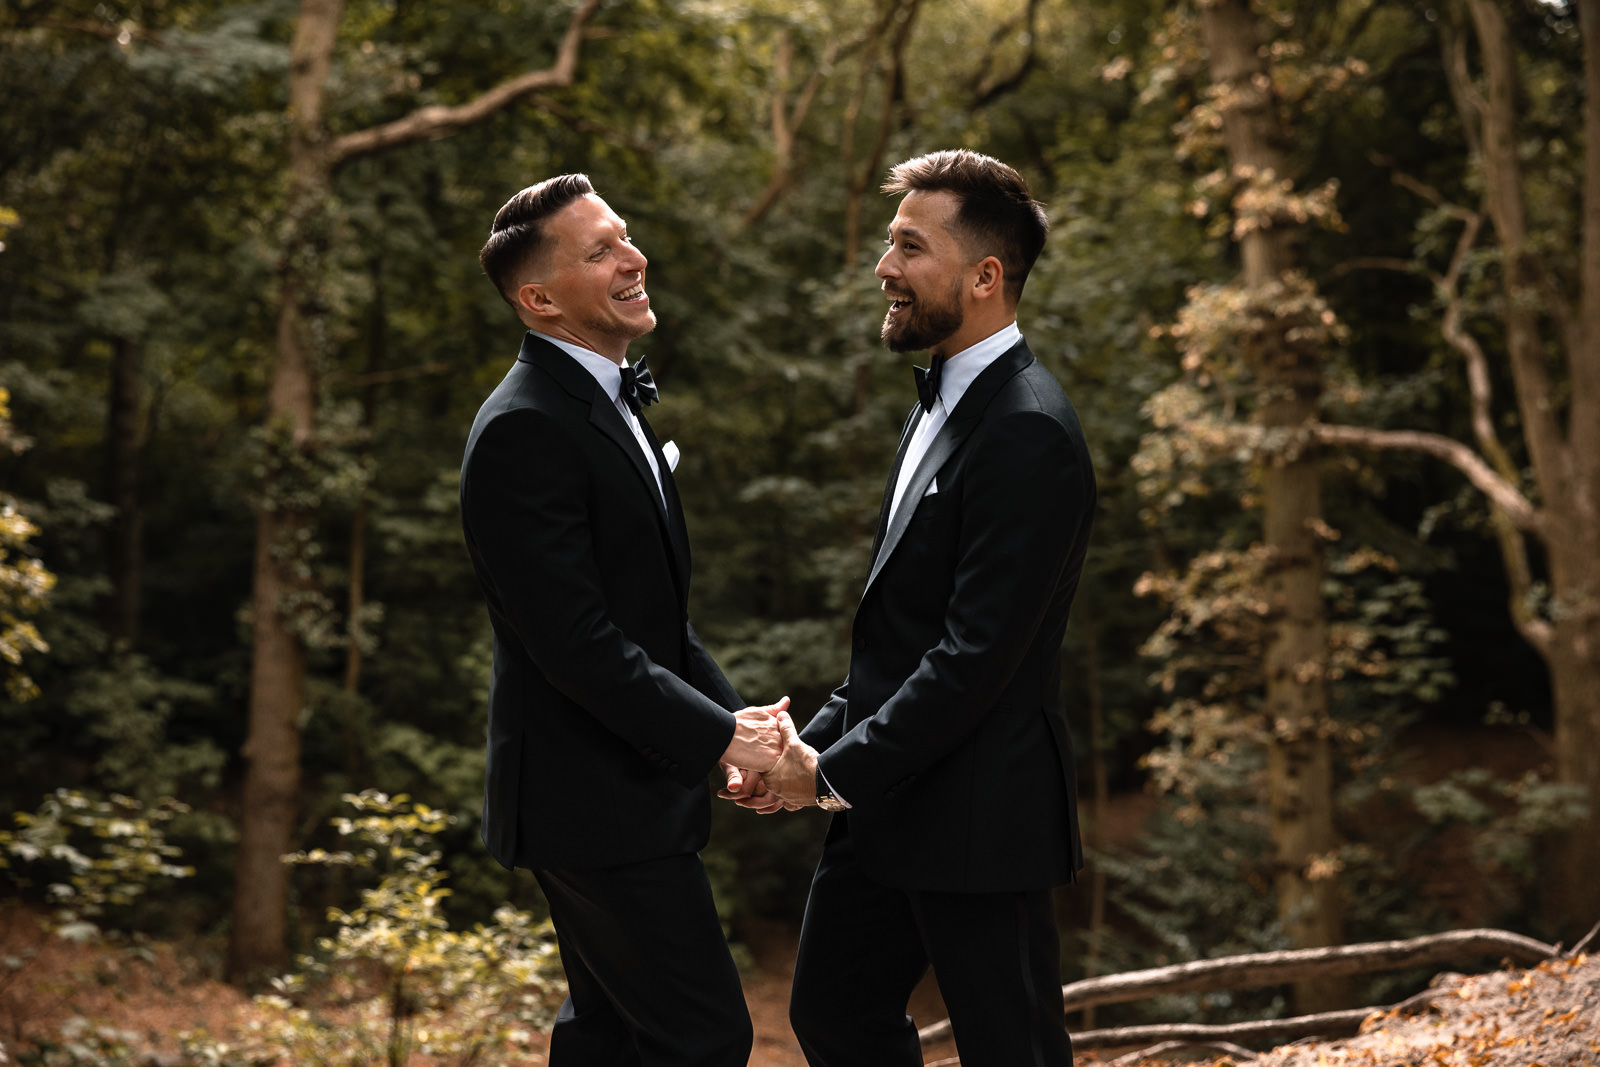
[588,400,674,536]
[860,341,1036,601]
[523,335,683,587]
[639,416,691,600]
[870,405,924,561]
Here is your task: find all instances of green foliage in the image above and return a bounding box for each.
[0,388,55,702]
[0,0,1581,975]
[187,791,565,1067]
[0,789,194,942]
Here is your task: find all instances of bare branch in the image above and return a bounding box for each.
[740,32,842,229]
[1071,1011,1372,1052]
[967,0,1043,109]
[1568,918,1600,958]
[916,927,1555,1045]
[325,0,602,170]
[1108,1039,1258,1066]
[1311,423,1541,532]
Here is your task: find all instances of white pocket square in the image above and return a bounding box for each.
[922,477,938,497]
[663,440,680,472]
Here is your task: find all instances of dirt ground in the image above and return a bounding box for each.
[0,908,956,1066]
[5,903,1595,1067]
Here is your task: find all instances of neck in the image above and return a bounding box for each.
[930,313,1016,359]
[530,321,628,364]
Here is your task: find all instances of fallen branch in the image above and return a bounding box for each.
[916,927,1555,1045]
[1107,1038,1258,1066]
[1072,1009,1373,1052]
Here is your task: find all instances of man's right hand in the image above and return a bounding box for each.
[720,696,790,771]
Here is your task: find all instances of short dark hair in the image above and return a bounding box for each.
[479,173,595,308]
[883,150,1048,303]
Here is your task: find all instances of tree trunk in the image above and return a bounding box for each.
[105,336,143,652]
[223,0,602,984]
[1459,0,1600,935]
[1548,0,1600,937]
[1200,0,1345,1011]
[1545,534,1600,932]
[226,0,340,988]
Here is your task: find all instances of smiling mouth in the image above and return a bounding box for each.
[614,282,646,302]
[886,291,911,314]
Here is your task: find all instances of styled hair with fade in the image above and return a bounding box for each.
[883,150,1048,304]
[479,173,595,309]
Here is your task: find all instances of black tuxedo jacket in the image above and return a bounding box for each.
[801,339,1096,893]
[460,333,742,872]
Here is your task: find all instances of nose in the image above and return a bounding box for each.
[875,246,896,280]
[622,241,647,273]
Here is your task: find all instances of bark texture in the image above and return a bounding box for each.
[1200,0,1344,1012]
[226,0,602,987]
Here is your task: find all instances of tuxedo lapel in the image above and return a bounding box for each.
[860,342,1036,601]
[524,335,685,596]
[640,416,691,599]
[870,405,924,561]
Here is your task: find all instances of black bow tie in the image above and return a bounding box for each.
[912,355,946,414]
[619,356,659,415]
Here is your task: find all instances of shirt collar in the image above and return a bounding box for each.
[935,321,1022,414]
[531,330,626,403]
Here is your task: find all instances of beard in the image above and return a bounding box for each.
[881,276,963,353]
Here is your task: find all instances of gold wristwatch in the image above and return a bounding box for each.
[815,769,848,812]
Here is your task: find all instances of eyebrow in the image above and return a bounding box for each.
[890,223,932,243]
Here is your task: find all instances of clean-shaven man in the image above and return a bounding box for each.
[754,150,1096,1066]
[461,173,786,1066]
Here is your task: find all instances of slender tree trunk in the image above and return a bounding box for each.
[105,336,143,652]
[1200,0,1344,1011]
[1549,0,1600,935]
[223,0,601,984]
[226,0,340,988]
[1459,0,1600,934]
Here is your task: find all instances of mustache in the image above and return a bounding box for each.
[882,286,913,301]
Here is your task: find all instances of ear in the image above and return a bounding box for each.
[517,281,559,322]
[971,256,1005,302]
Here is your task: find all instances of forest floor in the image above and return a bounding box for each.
[1,724,1581,1065]
[2,905,1595,1066]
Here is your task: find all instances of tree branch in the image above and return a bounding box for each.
[916,927,1555,1045]
[325,0,602,170]
[1107,1039,1259,1067]
[740,32,842,229]
[966,0,1043,109]
[1310,423,1541,532]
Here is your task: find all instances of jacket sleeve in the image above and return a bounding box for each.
[800,677,849,750]
[686,620,743,711]
[815,409,1091,803]
[461,406,735,788]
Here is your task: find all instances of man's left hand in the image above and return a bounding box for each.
[764,711,820,808]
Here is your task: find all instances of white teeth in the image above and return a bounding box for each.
[615,283,644,301]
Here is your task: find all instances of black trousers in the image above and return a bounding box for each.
[535,852,752,1067]
[789,820,1073,1067]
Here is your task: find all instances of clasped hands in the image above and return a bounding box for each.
[716,696,823,814]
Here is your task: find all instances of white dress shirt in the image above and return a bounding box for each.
[532,331,666,508]
[887,321,1022,526]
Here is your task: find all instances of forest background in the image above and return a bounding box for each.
[1,0,1596,1051]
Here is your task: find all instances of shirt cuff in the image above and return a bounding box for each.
[818,768,852,809]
